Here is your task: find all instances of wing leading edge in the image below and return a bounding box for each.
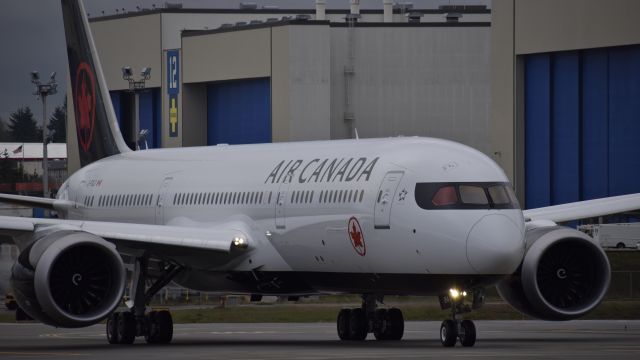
[523,193,640,223]
[0,215,251,255]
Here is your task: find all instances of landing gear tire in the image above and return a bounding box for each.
[15,306,31,322]
[459,320,476,347]
[617,242,625,249]
[373,308,404,341]
[117,312,137,345]
[145,310,173,344]
[348,308,368,341]
[337,309,352,340]
[106,312,120,344]
[440,319,457,347]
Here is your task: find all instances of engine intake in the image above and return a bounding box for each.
[496,226,610,320]
[11,230,125,327]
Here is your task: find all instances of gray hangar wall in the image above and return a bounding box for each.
[78,14,490,174]
[492,0,640,209]
[180,22,490,153]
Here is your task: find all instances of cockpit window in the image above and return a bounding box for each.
[415,182,519,210]
[431,186,458,206]
[459,185,488,205]
[488,185,510,205]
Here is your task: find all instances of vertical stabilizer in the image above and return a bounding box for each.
[61,0,130,167]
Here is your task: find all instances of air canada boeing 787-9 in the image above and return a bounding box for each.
[1,0,639,348]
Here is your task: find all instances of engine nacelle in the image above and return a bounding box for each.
[11,229,125,327]
[496,226,610,321]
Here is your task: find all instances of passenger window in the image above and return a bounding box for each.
[459,186,488,205]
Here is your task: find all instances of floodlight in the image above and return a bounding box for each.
[141,67,151,79]
[50,72,56,81]
[122,66,132,79]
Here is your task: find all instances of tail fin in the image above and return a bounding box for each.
[61,0,130,167]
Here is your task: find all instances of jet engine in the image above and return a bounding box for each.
[11,230,125,327]
[496,226,610,320]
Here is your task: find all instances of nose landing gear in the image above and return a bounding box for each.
[438,288,484,347]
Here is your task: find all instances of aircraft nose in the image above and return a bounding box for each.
[466,214,524,274]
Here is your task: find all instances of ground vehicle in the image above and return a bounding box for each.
[578,223,640,249]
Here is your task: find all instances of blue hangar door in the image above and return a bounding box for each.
[206,78,271,145]
[524,45,640,209]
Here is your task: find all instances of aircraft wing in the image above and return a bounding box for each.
[523,193,640,223]
[0,215,252,260]
[0,193,75,211]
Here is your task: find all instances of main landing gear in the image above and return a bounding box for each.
[106,256,183,345]
[336,295,404,341]
[438,288,485,347]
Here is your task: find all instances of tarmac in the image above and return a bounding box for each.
[0,320,639,360]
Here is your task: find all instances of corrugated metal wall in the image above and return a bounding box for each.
[109,91,122,127]
[110,89,161,149]
[138,88,161,149]
[525,45,640,209]
[206,78,271,145]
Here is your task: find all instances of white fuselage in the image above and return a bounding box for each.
[57,137,526,295]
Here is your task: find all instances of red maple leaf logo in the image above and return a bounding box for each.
[350,222,363,248]
[78,77,93,130]
[74,62,96,152]
[348,217,366,256]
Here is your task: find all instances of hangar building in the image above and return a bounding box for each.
[67,3,491,169]
[66,0,640,210]
[491,0,640,209]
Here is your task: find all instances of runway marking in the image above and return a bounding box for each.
[0,351,86,356]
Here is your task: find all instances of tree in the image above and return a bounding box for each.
[8,106,40,142]
[0,117,10,142]
[47,100,67,143]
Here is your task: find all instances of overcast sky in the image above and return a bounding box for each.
[0,0,490,127]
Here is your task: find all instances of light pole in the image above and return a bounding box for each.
[31,71,58,201]
[122,66,151,150]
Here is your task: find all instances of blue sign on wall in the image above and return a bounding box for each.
[167,50,179,95]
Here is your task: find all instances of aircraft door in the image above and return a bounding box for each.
[275,169,295,229]
[155,177,173,225]
[374,171,404,229]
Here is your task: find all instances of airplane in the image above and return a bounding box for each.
[1,0,639,348]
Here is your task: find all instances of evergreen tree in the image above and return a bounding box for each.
[0,117,10,142]
[47,100,67,143]
[8,106,40,142]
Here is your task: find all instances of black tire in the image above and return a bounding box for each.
[616,243,625,249]
[5,299,17,311]
[348,308,368,341]
[144,311,158,344]
[15,306,31,321]
[118,311,136,345]
[385,308,404,341]
[440,319,457,347]
[107,312,120,344]
[337,309,352,340]
[459,320,476,347]
[155,311,173,344]
[373,309,388,340]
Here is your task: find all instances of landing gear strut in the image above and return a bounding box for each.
[438,288,484,347]
[336,295,404,341]
[106,256,182,345]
